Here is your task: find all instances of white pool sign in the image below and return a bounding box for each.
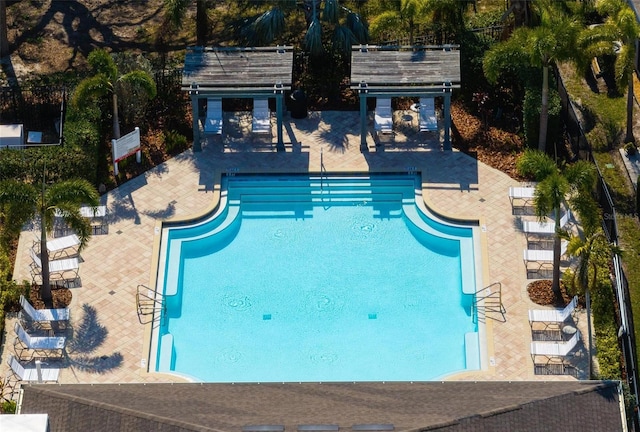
[112,127,141,175]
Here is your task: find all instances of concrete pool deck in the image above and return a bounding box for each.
[1,110,588,387]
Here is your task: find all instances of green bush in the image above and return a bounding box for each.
[595,324,622,379]
[1,400,16,414]
[163,130,188,153]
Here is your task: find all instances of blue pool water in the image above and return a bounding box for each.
[153,175,481,382]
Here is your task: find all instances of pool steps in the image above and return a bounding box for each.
[164,175,476,297]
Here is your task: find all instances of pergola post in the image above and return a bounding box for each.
[359,82,368,152]
[189,83,201,152]
[275,83,285,152]
[443,82,452,151]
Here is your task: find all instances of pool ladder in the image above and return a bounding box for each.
[136,284,165,325]
[472,282,506,323]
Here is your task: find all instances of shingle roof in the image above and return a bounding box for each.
[20,381,623,432]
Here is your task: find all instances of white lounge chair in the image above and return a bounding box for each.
[523,240,569,271]
[508,186,536,209]
[29,248,79,283]
[14,321,66,360]
[55,206,107,236]
[252,98,271,134]
[530,331,581,363]
[374,98,393,134]
[204,98,223,134]
[523,209,571,237]
[35,234,81,259]
[19,295,70,326]
[529,295,578,329]
[7,355,60,383]
[418,97,438,132]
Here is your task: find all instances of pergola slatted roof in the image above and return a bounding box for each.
[182,46,294,92]
[350,45,460,92]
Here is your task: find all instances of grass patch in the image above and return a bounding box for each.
[618,215,640,348]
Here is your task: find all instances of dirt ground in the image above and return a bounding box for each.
[2,0,174,79]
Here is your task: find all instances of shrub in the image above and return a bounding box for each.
[163,130,188,154]
[586,124,609,151]
[595,324,622,379]
[1,400,16,414]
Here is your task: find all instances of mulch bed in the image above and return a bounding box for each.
[28,285,72,309]
[527,280,574,307]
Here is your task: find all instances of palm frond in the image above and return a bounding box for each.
[253,8,286,45]
[305,18,324,56]
[515,149,557,181]
[333,25,355,56]
[163,0,190,28]
[119,70,158,99]
[347,12,368,44]
[323,0,340,24]
[87,49,118,80]
[72,75,111,109]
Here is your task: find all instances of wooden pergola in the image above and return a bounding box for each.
[182,46,294,151]
[350,45,461,151]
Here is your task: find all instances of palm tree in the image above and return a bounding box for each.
[164,0,210,46]
[581,0,640,143]
[517,150,597,301]
[368,0,429,45]
[0,178,99,304]
[246,0,368,56]
[72,49,157,140]
[483,2,582,152]
[566,228,622,378]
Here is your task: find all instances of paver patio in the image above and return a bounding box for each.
[1,110,588,388]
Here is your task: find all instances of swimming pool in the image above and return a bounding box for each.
[151,174,483,382]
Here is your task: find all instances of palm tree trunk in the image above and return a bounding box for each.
[552,205,562,300]
[0,0,8,57]
[625,72,635,144]
[112,92,121,139]
[586,284,593,378]
[39,212,53,304]
[538,65,549,152]
[196,0,208,47]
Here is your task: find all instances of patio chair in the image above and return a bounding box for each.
[33,233,81,259]
[80,205,108,235]
[522,209,571,238]
[29,248,80,283]
[19,295,70,327]
[418,97,438,132]
[374,98,393,134]
[508,186,536,209]
[13,321,66,360]
[530,331,581,364]
[252,98,271,134]
[7,355,60,384]
[528,295,578,329]
[523,240,568,270]
[204,97,223,135]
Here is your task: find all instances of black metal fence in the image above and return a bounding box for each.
[558,71,640,430]
[380,25,504,47]
[0,86,66,145]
